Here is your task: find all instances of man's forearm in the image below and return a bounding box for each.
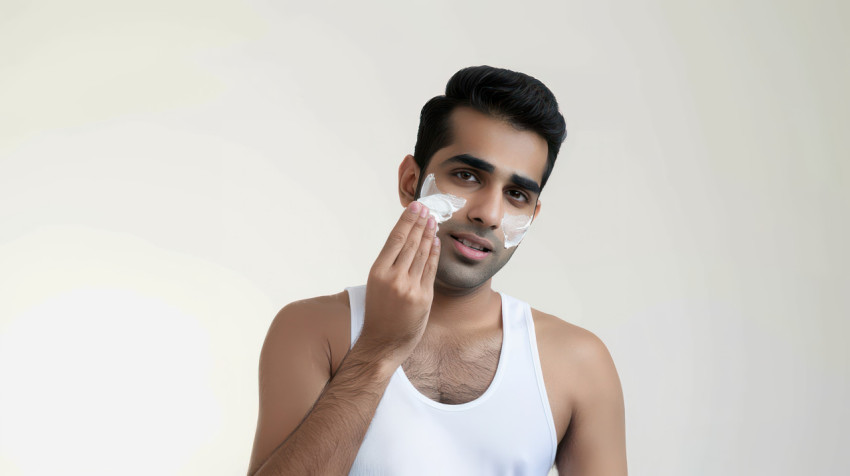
[252,344,395,476]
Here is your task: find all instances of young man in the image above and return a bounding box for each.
[248,66,627,475]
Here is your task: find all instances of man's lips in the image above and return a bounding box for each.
[449,233,493,252]
[448,232,493,261]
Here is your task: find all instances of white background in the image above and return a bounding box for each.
[1,0,848,474]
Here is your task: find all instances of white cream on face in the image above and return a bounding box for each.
[501,213,533,248]
[416,173,532,248]
[416,174,466,226]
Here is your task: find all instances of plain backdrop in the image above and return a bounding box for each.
[1,0,848,475]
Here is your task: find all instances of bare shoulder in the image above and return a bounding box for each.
[263,290,352,374]
[270,291,351,331]
[531,308,616,370]
[530,308,622,442]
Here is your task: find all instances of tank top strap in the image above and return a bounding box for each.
[498,291,528,327]
[345,284,367,348]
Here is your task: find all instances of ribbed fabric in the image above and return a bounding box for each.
[346,285,557,476]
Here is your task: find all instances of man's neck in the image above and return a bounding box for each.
[427,280,502,333]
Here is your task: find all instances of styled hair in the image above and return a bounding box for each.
[413,65,567,191]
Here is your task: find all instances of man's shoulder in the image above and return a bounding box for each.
[262,290,353,375]
[530,307,618,383]
[273,290,352,324]
[265,290,349,341]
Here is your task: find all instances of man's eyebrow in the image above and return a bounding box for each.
[443,153,542,195]
[443,154,495,173]
[510,173,541,195]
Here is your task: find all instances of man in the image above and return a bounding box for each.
[248,66,627,475]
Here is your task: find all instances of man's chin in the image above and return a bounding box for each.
[433,276,489,297]
[433,261,501,294]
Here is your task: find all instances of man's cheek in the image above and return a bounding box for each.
[416,174,466,229]
[501,214,533,248]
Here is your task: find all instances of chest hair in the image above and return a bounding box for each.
[401,332,502,405]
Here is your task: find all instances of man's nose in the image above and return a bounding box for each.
[465,186,503,229]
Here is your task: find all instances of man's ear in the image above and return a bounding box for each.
[531,198,542,222]
[398,154,421,207]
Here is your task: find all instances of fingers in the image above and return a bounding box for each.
[375,202,425,267]
[409,216,436,278]
[420,235,441,286]
[393,205,431,269]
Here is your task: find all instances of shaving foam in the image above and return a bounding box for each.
[501,213,532,248]
[416,174,466,225]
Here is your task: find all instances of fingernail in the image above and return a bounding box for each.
[426,217,435,229]
[434,237,441,246]
[410,202,421,213]
[419,205,429,218]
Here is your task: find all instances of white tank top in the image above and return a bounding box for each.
[345,285,558,475]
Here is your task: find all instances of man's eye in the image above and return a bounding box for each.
[507,190,528,202]
[455,171,478,182]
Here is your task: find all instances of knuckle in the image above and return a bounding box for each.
[389,281,406,295]
[425,258,439,274]
[404,289,420,303]
[424,262,436,276]
[388,230,406,245]
[400,211,418,224]
[415,248,429,262]
[369,266,385,280]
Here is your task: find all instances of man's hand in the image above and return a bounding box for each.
[359,201,440,367]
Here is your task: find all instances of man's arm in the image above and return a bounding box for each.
[248,325,396,475]
[245,297,384,475]
[248,202,440,475]
[555,333,627,475]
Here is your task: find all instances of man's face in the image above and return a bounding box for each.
[420,107,548,293]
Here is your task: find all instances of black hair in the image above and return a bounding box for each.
[413,65,567,191]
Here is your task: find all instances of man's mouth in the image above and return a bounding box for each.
[449,233,493,260]
[455,237,488,251]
